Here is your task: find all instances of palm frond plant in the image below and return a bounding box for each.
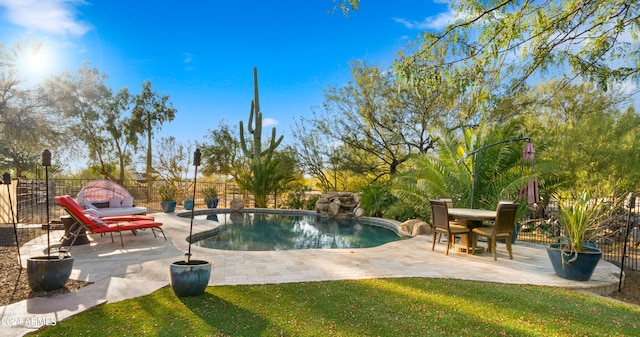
[359,183,395,217]
[391,129,471,217]
[391,124,537,216]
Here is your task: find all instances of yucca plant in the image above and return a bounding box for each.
[556,190,610,255]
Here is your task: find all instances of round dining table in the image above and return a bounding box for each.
[447,208,497,226]
[447,208,497,254]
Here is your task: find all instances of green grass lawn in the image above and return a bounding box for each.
[31,278,638,336]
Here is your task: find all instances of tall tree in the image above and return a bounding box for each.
[309,60,443,183]
[396,0,640,93]
[200,120,247,177]
[130,80,177,182]
[0,43,64,176]
[103,87,137,184]
[43,64,137,183]
[521,81,640,193]
[151,136,193,201]
[291,117,346,191]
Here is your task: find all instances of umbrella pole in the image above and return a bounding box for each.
[464,137,531,208]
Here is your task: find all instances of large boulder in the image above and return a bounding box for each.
[328,201,342,217]
[315,197,331,213]
[315,192,361,217]
[400,219,431,236]
[230,198,245,211]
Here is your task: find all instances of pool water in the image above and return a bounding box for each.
[190,212,404,251]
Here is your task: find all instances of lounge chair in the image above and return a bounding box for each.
[55,195,166,249]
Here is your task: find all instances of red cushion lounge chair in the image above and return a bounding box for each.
[55,195,166,249]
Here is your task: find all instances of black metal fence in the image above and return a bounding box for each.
[515,197,639,271]
[12,179,640,271]
[15,178,251,224]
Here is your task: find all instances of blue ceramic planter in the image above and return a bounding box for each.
[206,198,219,208]
[183,200,194,210]
[27,256,74,291]
[546,243,602,281]
[170,260,212,297]
[161,201,177,213]
[497,223,522,244]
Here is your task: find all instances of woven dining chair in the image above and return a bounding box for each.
[430,199,470,255]
[471,202,519,260]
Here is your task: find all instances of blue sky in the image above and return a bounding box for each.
[0,0,452,148]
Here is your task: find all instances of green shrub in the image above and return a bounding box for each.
[284,189,306,209]
[304,194,320,210]
[359,183,395,217]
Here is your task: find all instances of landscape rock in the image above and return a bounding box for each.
[315,191,361,217]
[400,219,431,236]
[230,198,245,211]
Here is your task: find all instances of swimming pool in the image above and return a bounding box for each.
[182,210,407,251]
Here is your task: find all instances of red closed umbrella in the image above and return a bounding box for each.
[521,142,539,204]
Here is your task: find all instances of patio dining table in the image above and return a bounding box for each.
[448,208,497,253]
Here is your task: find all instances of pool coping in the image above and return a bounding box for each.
[181,208,413,242]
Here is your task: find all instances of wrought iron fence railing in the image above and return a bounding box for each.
[9,179,640,271]
[14,178,251,224]
[515,197,639,271]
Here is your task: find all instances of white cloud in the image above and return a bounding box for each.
[183,52,193,64]
[262,117,278,127]
[393,10,456,31]
[0,0,91,37]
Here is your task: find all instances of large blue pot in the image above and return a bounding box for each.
[183,200,194,210]
[546,243,602,281]
[497,223,522,244]
[206,198,219,208]
[170,260,212,297]
[27,256,74,291]
[161,201,177,213]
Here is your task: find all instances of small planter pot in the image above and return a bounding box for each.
[497,223,522,244]
[170,260,212,297]
[546,243,602,281]
[27,256,74,291]
[161,201,177,213]
[206,198,219,208]
[183,200,194,210]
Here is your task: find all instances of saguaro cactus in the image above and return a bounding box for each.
[239,67,283,161]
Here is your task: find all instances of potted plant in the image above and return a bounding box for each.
[159,185,177,213]
[170,149,212,297]
[201,186,219,208]
[27,150,74,291]
[546,190,611,281]
[183,195,194,210]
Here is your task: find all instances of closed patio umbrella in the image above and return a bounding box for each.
[521,142,539,205]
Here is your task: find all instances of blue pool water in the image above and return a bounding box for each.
[187,212,405,251]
